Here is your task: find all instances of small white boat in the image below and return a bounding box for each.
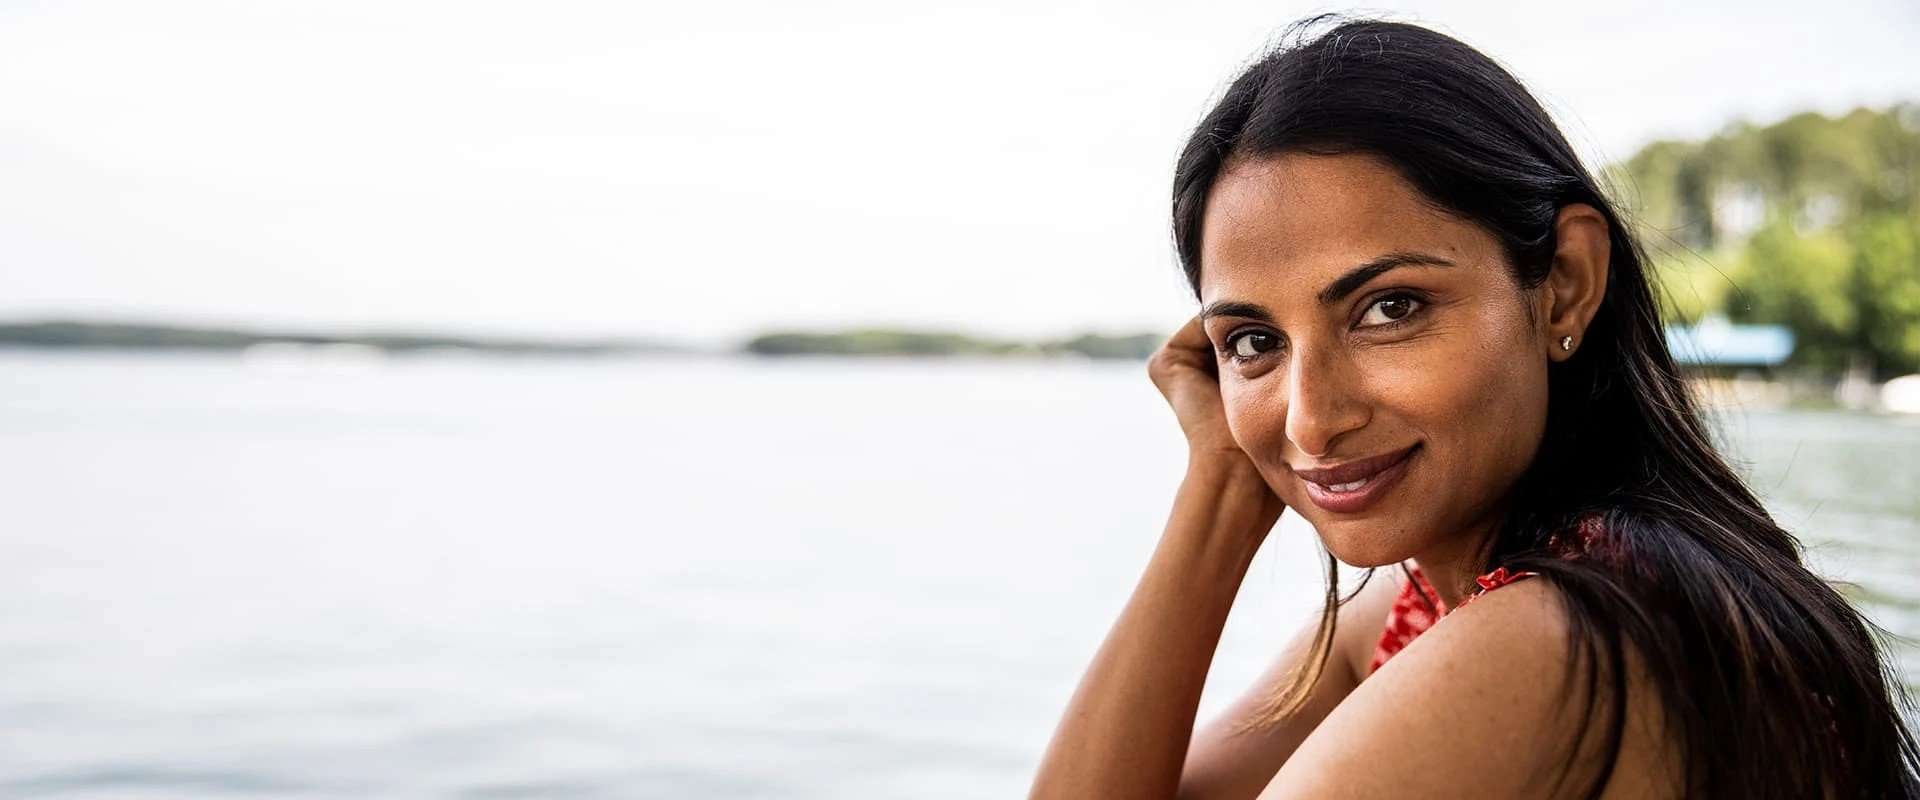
[1883,375,1920,414]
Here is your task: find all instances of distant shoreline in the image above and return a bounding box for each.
[0,319,681,357]
[0,320,1163,361]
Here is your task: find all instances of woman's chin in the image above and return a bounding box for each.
[1310,520,1421,568]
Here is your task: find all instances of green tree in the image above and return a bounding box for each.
[1614,103,1920,378]
[1726,220,1856,371]
[1851,213,1920,374]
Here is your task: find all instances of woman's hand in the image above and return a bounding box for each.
[1148,312,1246,460]
[1147,312,1287,531]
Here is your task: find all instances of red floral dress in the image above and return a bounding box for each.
[1369,514,1611,675]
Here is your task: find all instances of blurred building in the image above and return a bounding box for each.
[1666,315,1796,375]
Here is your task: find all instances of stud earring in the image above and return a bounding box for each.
[1559,335,1574,352]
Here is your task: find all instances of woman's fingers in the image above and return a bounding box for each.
[1167,312,1212,353]
[1165,313,1218,372]
[1149,313,1218,391]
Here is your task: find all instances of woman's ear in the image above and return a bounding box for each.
[1540,203,1610,362]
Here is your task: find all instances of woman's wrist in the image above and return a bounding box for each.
[1174,454,1286,553]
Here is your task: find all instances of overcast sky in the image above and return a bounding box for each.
[3,0,1916,347]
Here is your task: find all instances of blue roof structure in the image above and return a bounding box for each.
[1664,316,1795,367]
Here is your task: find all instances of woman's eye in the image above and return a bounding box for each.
[1358,294,1424,328]
[1228,331,1280,360]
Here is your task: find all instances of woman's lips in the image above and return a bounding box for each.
[1296,443,1419,514]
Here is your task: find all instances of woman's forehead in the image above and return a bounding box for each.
[1198,152,1498,299]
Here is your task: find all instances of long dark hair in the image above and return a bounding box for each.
[1171,14,1920,798]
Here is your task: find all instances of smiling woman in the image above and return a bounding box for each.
[1028,13,1920,800]
[1196,152,1574,573]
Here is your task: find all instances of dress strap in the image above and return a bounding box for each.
[1453,566,1540,611]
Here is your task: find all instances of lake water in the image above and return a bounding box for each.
[0,352,1913,799]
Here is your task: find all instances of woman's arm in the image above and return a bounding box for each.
[1177,569,1402,799]
[1026,457,1281,800]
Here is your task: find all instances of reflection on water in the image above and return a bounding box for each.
[0,353,1912,798]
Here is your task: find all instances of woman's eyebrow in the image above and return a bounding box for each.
[1200,251,1457,323]
[1315,252,1456,306]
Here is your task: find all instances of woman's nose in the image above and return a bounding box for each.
[1283,344,1371,459]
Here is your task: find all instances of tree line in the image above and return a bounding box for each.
[1611,103,1920,378]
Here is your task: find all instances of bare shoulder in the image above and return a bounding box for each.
[1258,577,1686,799]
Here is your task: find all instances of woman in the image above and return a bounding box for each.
[1029,15,1920,799]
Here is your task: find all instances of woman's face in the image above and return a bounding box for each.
[1197,151,1552,567]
